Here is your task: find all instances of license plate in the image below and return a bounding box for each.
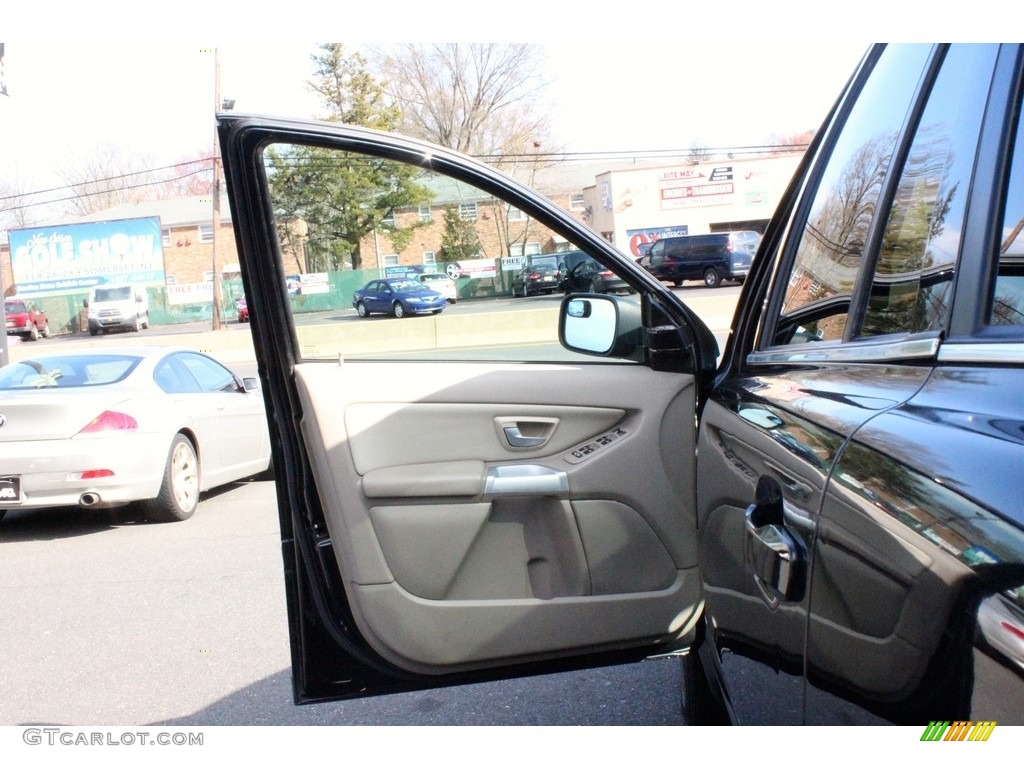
[0,476,21,504]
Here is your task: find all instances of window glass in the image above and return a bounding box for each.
[861,45,997,337]
[993,79,1024,324]
[261,142,639,362]
[176,353,236,393]
[777,45,933,345]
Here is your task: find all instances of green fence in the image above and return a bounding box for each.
[22,263,519,336]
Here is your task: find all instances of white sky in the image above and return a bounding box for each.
[0,2,993,214]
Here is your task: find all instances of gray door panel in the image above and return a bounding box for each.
[292,360,702,674]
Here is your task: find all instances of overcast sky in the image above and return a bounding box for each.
[0,2,988,220]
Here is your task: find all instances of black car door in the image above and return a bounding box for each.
[697,43,1024,726]
[219,116,720,702]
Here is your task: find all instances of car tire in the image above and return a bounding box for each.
[672,278,683,287]
[356,302,368,318]
[144,434,200,523]
[703,268,722,289]
[142,313,150,330]
[393,302,406,318]
[41,323,51,338]
[132,314,141,332]
[28,325,39,341]
[89,327,99,337]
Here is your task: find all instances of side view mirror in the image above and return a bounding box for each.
[559,294,643,361]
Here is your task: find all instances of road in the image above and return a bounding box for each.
[0,480,684,726]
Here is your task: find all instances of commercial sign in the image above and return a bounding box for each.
[658,166,736,210]
[9,217,165,297]
[444,258,497,280]
[625,226,689,258]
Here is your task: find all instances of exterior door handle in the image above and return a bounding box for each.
[744,475,806,607]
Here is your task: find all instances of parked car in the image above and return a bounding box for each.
[4,298,50,341]
[637,231,759,288]
[218,43,1024,725]
[86,283,149,335]
[352,278,446,318]
[558,250,632,295]
[236,296,249,323]
[417,272,458,303]
[0,347,270,523]
[510,261,561,296]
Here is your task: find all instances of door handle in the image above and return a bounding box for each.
[495,417,559,450]
[744,475,806,608]
[503,426,547,448]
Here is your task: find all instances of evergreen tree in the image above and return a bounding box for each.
[265,44,431,271]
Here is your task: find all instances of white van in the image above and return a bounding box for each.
[87,284,150,335]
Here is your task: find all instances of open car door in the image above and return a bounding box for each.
[217,115,720,703]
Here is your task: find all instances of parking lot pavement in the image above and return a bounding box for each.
[0,480,684,726]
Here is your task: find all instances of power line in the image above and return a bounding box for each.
[1,142,808,219]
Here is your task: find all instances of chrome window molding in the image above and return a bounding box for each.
[748,336,940,365]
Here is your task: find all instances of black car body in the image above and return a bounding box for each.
[558,250,632,295]
[219,43,1024,725]
[510,260,561,297]
[638,231,758,288]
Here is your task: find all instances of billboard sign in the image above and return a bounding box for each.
[8,217,166,297]
[625,226,689,258]
[658,166,736,210]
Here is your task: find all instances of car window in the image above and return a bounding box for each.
[174,353,238,393]
[261,142,638,363]
[993,76,1024,325]
[860,45,997,338]
[775,45,934,345]
[154,358,202,394]
[0,354,140,389]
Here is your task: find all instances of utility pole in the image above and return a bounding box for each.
[210,48,223,331]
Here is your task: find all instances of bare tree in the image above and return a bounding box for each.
[374,43,552,159]
[765,129,816,154]
[157,152,215,197]
[0,177,43,231]
[54,143,162,216]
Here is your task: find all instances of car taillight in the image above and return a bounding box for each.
[72,469,116,480]
[1002,621,1024,641]
[77,411,138,434]
[529,272,541,279]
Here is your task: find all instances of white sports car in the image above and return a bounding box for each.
[0,347,271,523]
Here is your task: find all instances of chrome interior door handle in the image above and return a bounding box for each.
[503,425,547,448]
[495,417,559,450]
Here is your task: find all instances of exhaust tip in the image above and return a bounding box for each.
[79,492,101,507]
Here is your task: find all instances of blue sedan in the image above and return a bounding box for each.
[352,278,447,318]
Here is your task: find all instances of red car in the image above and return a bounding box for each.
[236,297,249,323]
[4,298,50,341]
